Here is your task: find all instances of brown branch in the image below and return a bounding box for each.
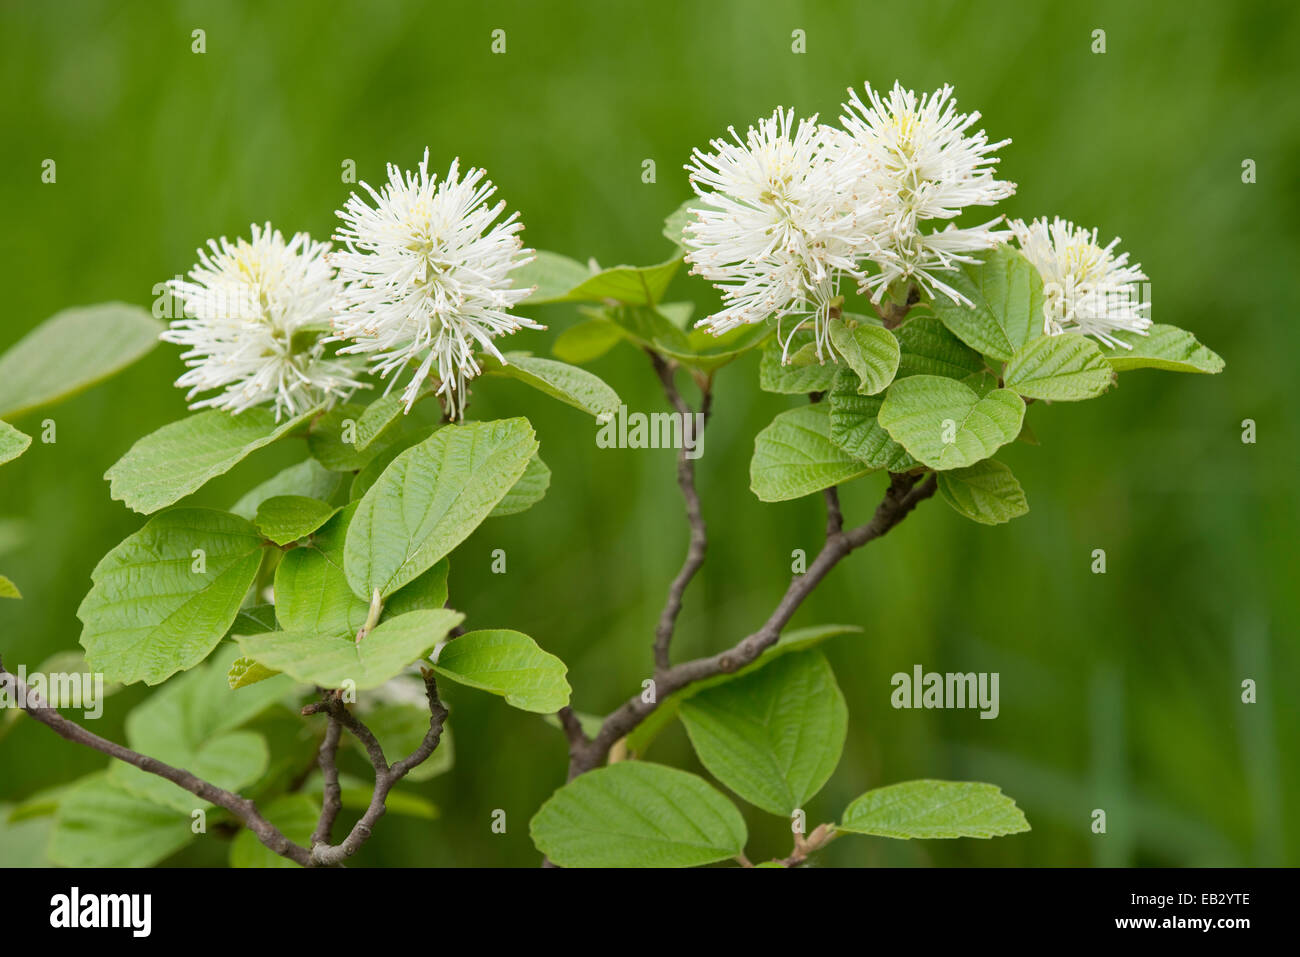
[568,471,938,776]
[310,712,343,847]
[557,706,590,751]
[0,656,312,867]
[306,670,449,866]
[823,487,843,538]
[335,696,391,773]
[390,673,448,779]
[648,351,712,672]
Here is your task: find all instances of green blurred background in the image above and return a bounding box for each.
[1,0,1296,867]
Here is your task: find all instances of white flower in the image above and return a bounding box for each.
[840,82,1016,304]
[683,108,877,361]
[1009,216,1151,347]
[331,149,539,420]
[163,223,361,420]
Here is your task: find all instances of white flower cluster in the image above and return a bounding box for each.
[163,151,537,421]
[839,83,1014,305]
[685,81,1150,357]
[684,109,876,360]
[1008,216,1150,347]
[332,150,539,419]
[163,224,363,420]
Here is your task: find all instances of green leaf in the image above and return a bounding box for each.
[828,321,900,395]
[489,454,551,517]
[839,780,1030,839]
[827,369,917,471]
[344,419,537,599]
[0,420,31,466]
[253,495,338,545]
[1099,324,1225,373]
[552,317,625,364]
[106,407,317,515]
[0,575,20,599]
[513,250,593,304]
[432,629,570,713]
[48,773,193,868]
[681,650,847,816]
[78,509,266,685]
[928,247,1045,361]
[878,376,1024,471]
[565,256,681,306]
[1004,334,1114,401]
[759,333,839,394]
[273,503,369,636]
[486,353,620,421]
[529,762,747,868]
[353,392,417,451]
[937,460,1029,525]
[230,458,343,520]
[228,655,280,689]
[516,250,681,306]
[894,312,986,380]
[750,404,875,502]
[230,794,320,868]
[235,608,463,690]
[0,303,164,419]
[627,624,861,758]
